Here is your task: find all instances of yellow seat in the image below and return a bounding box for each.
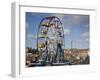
[38,34,48,38]
[38,43,45,48]
[41,22,50,27]
[41,30,48,34]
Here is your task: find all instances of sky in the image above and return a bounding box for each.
[26,12,89,49]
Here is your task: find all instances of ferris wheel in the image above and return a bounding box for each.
[37,16,65,65]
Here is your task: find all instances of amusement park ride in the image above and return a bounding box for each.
[36,16,68,66]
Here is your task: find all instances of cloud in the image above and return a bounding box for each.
[85,38,89,42]
[27,34,37,39]
[80,24,89,28]
[81,32,89,38]
[27,34,34,38]
[81,32,89,42]
[70,15,89,25]
[64,28,70,35]
[62,15,89,28]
